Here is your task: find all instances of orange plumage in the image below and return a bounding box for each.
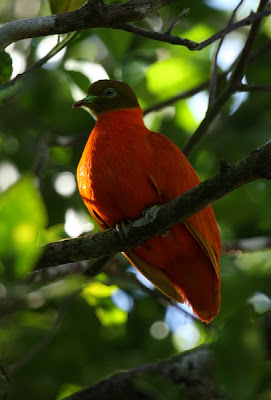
[74,80,221,323]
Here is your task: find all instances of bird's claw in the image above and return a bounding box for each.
[116,219,132,240]
[116,205,161,240]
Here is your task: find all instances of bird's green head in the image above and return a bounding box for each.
[72,80,139,118]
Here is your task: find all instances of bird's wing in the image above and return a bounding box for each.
[146,130,221,263]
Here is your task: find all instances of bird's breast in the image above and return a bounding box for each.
[77,122,157,227]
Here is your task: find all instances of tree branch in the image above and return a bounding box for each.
[208,0,244,108]
[63,345,226,400]
[0,0,177,51]
[118,23,198,50]
[236,83,271,92]
[35,139,271,272]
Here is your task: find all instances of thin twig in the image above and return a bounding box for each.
[208,0,244,108]
[164,8,190,35]
[48,133,88,147]
[223,236,271,253]
[118,8,271,51]
[0,362,12,384]
[143,37,271,116]
[196,8,271,51]
[0,32,78,91]
[118,23,197,49]
[236,83,271,92]
[143,80,211,115]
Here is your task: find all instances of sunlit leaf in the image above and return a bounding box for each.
[0,176,47,277]
[175,100,197,133]
[146,57,207,98]
[82,281,127,326]
[96,305,127,326]
[82,281,118,302]
[184,23,215,42]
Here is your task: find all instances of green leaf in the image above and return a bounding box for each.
[0,51,12,84]
[0,175,47,278]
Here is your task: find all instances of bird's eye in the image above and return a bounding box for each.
[104,88,116,97]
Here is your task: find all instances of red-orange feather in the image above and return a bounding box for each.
[77,106,221,323]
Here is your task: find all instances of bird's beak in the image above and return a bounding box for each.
[72,95,97,108]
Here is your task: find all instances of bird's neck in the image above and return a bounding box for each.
[94,107,146,138]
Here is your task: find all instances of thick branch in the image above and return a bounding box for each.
[35,139,271,271]
[63,346,226,400]
[0,0,176,51]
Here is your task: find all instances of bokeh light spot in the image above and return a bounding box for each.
[150,320,169,340]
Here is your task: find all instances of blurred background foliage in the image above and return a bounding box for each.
[0,0,271,399]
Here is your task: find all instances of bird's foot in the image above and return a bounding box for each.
[116,205,161,240]
[143,205,169,237]
[142,205,160,222]
[116,219,132,240]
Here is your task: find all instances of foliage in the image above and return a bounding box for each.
[0,0,271,399]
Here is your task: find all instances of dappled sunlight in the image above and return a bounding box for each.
[150,320,169,340]
[216,33,245,70]
[54,171,77,197]
[0,161,20,192]
[65,59,109,86]
[64,208,94,237]
[172,322,201,351]
[186,91,209,124]
[206,0,257,15]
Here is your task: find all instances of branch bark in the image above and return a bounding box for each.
[35,139,271,272]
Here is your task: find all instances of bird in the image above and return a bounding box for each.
[73,80,221,323]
